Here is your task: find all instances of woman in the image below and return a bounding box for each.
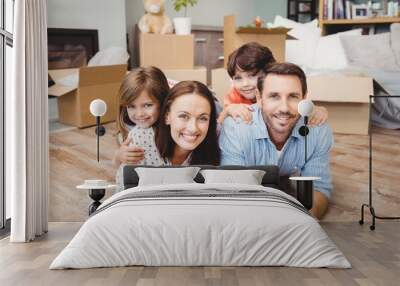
[155,81,220,166]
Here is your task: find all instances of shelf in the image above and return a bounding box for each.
[321,17,400,25]
[236,27,290,34]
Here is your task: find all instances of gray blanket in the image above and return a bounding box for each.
[92,188,310,217]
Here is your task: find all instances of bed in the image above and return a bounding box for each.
[50,165,350,269]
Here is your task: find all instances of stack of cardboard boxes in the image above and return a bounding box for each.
[139,33,207,84]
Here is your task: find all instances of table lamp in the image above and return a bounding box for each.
[290,99,319,210]
[89,99,107,162]
[76,100,114,216]
[298,99,314,163]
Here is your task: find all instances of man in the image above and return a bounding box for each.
[219,62,333,219]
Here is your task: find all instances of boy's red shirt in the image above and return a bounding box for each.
[224,88,254,107]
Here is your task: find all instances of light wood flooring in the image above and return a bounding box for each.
[1,221,399,286]
[49,123,400,222]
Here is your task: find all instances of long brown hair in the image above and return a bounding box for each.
[116,66,169,141]
[155,81,220,165]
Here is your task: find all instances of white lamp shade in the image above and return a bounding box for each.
[90,99,107,117]
[298,99,314,117]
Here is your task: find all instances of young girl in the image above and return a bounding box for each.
[114,66,170,191]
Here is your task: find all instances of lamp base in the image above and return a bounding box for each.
[298,125,309,136]
[88,188,106,215]
[359,203,400,231]
[290,176,320,210]
[95,125,106,136]
[295,180,313,210]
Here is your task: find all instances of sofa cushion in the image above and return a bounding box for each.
[312,29,362,70]
[273,16,321,68]
[341,33,400,71]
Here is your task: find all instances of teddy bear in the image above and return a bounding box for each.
[138,0,173,34]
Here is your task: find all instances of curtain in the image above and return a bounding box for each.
[8,0,49,242]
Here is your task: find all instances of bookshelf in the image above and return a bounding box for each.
[318,0,400,34]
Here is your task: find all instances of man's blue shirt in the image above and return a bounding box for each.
[219,104,334,199]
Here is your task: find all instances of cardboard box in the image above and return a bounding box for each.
[162,66,207,85]
[211,68,373,135]
[49,64,127,128]
[140,33,194,69]
[307,75,373,135]
[223,15,289,67]
[211,68,231,104]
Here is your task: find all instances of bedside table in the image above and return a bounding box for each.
[289,176,320,210]
[77,180,116,215]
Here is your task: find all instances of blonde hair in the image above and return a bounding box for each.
[116,66,169,141]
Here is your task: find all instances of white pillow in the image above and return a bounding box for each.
[200,169,266,185]
[136,167,200,186]
[285,39,307,68]
[284,29,320,68]
[272,15,320,41]
[341,33,400,71]
[272,16,321,68]
[88,46,129,66]
[312,29,362,70]
[273,15,318,29]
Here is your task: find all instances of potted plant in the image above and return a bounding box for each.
[172,0,198,35]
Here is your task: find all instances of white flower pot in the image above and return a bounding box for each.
[173,17,192,35]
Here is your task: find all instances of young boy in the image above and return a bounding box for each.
[218,42,327,125]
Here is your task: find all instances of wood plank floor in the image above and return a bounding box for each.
[1,221,399,286]
[49,123,400,222]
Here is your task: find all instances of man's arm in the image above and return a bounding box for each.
[310,191,329,219]
[301,124,334,219]
[219,117,246,165]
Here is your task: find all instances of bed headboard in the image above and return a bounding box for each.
[123,165,281,190]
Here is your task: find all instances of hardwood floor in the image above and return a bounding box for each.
[1,221,399,286]
[49,123,400,223]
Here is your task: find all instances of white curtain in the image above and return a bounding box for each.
[7,0,49,242]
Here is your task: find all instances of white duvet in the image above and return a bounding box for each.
[50,183,350,269]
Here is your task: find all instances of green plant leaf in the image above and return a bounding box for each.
[172,0,198,13]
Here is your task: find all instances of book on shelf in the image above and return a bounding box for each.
[323,0,400,20]
[345,1,352,19]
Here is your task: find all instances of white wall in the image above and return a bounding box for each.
[47,0,287,50]
[125,0,256,34]
[254,0,287,23]
[47,0,127,50]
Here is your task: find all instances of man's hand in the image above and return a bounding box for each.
[309,191,329,219]
[218,104,254,124]
[113,137,145,165]
[309,105,328,127]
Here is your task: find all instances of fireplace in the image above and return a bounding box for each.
[47,28,99,70]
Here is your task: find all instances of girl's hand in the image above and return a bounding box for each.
[219,104,254,124]
[309,105,328,127]
[114,137,145,165]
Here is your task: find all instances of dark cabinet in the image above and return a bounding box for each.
[192,26,224,85]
